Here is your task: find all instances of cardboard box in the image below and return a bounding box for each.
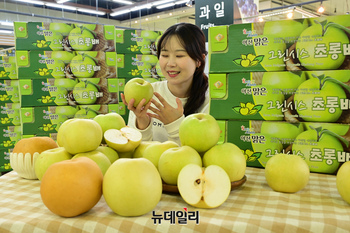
[0,80,20,103]
[14,22,116,51]
[209,15,350,73]
[16,50,117,79]
[115,29,162,55]
[0,55,17,80]
[210,70,350,123]
[0,48,15,57]
[117,101,129,125]
[0,148,13,172]
[117,77,132,100]
[21,133,57,141]
[21,134,58,146]
[218,119,350,174]
[19,78,119,107]
[21,104,120,135]
[117,54,163,79]
[0,103,21,126]
[0,126,21,149]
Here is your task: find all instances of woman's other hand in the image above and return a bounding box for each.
[148,92,184,125]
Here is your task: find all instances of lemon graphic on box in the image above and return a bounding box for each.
[0,118,11,125]
[232,85,284,120]
[2,163,11,170]
[0,95,11,102]
[130,69,141,76]
[129,45,141,52]
[33,40,50,49]
[37,68,51,77]
[40,96,55,104]
[233,54,263,68]
[1,140,15,148]
[0,71,9,78]
[40,123,56,132]
[3,62,17,79]
[233,102,262,116]
[242,149,260,163]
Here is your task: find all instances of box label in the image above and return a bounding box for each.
[209,15,350,73]
[220,119,350,174]
[210,70,350,123]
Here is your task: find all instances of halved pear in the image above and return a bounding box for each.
[104,127,142,153]
[177,164,231,209]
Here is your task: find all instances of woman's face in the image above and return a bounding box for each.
[158,36,198,87]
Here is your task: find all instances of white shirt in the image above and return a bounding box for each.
[127,80,209,146]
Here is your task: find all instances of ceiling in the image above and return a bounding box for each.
[0,0,349,37]
[2,0,194,22]
[264,0,350,18]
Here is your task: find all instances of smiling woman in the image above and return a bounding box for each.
[121,22,209,145]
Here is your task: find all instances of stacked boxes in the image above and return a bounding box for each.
[115,29,159,55]
[115,28,164,123]
[13,22,119,138]
[0,50,17,80]
[210,70,350,122]
[21,104,119,137]
[208,14,350,174]
[15,22,116,51]
[0,49,20,172]
[209,14,350,73]
[217,120,350,174]
[16,50,117,79]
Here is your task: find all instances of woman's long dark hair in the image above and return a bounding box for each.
[157,23,208,116]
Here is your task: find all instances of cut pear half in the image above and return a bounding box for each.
[178,164,231,209]
[104,127,142,153]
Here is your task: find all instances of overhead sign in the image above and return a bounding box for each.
[195,0,234,41]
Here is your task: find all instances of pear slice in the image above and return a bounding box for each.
[104,127,142,153]
[177,164,231,208]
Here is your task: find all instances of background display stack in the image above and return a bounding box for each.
[14,22,119,141]
[0,48,21,173]
[208,14,350,175]
[115,28,163,124]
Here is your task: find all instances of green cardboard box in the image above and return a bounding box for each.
[0,103,21,126]
[209,14,350,73]
[218,120,350,174]
[0,48,15,57]
[0,148,13,173]
[117,77,132,100]
[117,54,162,79]
[0,80,20,103]
[14,22,116,51]
[117,101,129,124]
[115,29,162,55]
[21,104,120,135]
[21,134,58,145]
[22,133,57,140]
[16,50,117,79]
[19,78,119,107]
[0,55,17,80]
[210,70,350,123]
[0,126,21,149]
